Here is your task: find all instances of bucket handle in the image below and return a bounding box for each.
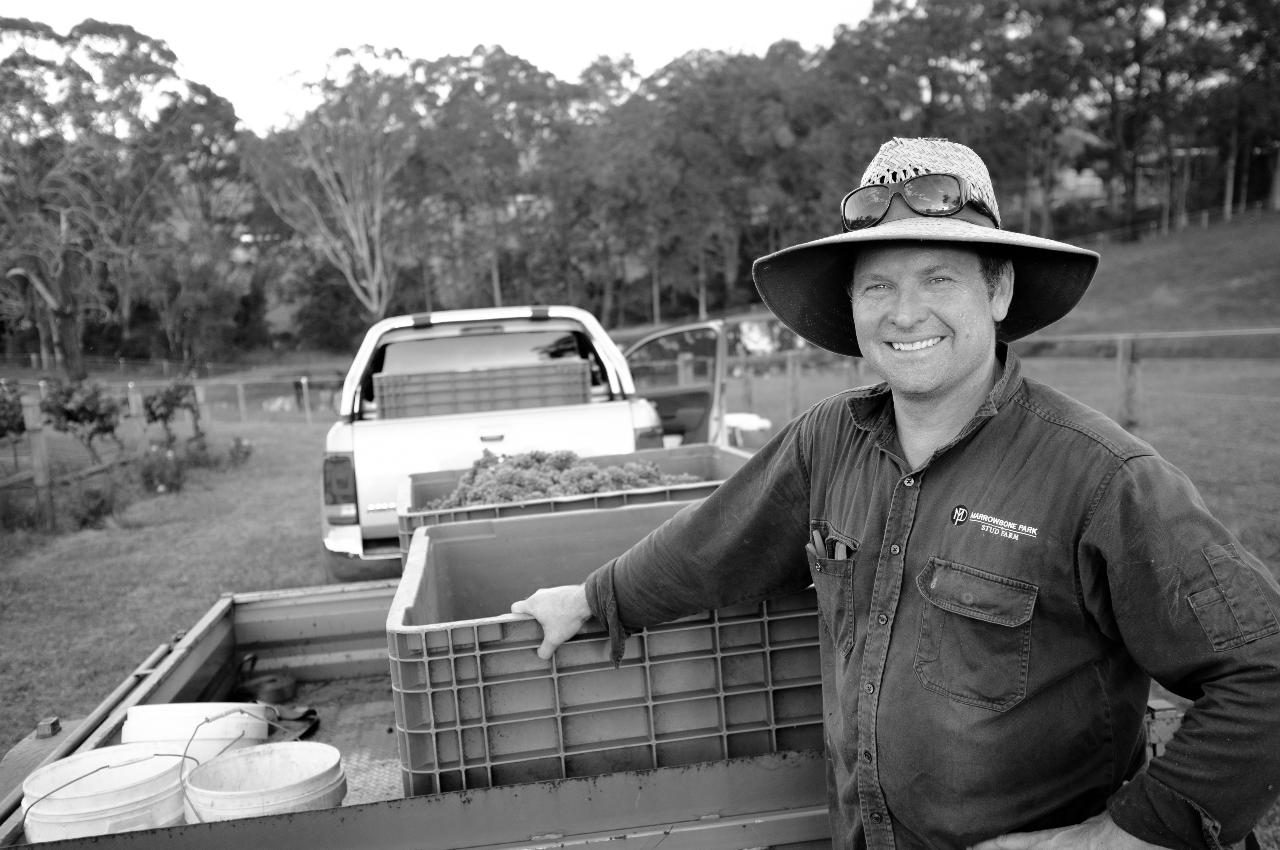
[22,751,198,835]
[178,709,308,824]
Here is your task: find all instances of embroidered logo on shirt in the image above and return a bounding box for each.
[951,506,1038,541]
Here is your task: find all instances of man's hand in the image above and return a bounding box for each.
[969,813,1162,850]
[510,585,593,659]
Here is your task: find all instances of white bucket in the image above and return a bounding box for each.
[183,742,346,823]
[21,743,187,842]
[122,703,271,765]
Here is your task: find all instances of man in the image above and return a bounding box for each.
[512,137,1280,849]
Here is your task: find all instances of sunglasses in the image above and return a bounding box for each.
[840,173,997,231]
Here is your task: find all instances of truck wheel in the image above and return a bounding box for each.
[322,549,401,583]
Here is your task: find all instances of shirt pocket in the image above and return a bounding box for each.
[1187,543,1280,652]
[914,558,1038,712]
[808,539,858,656]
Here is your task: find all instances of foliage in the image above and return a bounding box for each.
[430,449,698,509]
[138,443,184,493]
[38,380,123,464]
[3,5,1280,354]
[142,379,201,445]
[0,380,25,440]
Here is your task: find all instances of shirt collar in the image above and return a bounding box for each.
[845,343,1024,434]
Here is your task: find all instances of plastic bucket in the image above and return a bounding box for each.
[122,703,271,765]
[183,742,346,823]
[21,743,187,842]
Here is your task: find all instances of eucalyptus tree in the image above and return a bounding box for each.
[245,47,420,321]
[411,46,573,309]
[0,16,205,375]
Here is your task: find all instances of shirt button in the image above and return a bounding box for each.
[877,613,889,626]
[870,812,884,824]
[904,477,915,487]
[890,544,901,555]
[863,682,875,695]
[862,749,873,763]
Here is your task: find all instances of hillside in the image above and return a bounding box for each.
[1049,211,1280,335]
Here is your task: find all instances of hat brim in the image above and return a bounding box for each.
[751,217,1100,357]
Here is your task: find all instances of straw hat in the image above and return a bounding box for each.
[751,137,1100,357]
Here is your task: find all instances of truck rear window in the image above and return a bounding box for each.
[378,330,594,375]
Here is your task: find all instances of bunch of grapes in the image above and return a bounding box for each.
[431,449,698,508]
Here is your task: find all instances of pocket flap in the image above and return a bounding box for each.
[916,559,1038,627]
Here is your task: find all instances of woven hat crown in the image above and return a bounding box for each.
[859,137,1002,227]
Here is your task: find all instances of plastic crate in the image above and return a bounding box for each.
[386,503,823,797]
[395,444,751,555]
[374,361,590,418]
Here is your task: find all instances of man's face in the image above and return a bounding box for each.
[850,244,1012,404]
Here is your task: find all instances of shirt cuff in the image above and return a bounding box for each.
[583,558,629,666]
[1109,771,1229,850]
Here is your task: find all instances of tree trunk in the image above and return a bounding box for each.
[1270,149,1280,212]
[697,250,708,321]
[1223,122,1238,223]
[650,236,661,325]
[420,263,434,312]
[1176,151,1191,230]
[1236,131,1253,216]
[489,210,503,308]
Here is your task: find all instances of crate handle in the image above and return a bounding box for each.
[479,434,505,443]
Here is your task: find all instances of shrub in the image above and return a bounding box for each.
[39,380,124,464]
[0,380,25,440]
[139,444,185,494]
[142,380,202,446]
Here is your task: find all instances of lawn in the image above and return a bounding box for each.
[0,420,334,754]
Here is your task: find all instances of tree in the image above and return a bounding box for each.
[245,48,419,321]
[0,17,196,375]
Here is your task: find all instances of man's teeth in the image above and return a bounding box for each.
[890,337,942,351]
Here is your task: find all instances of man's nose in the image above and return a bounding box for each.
[888,285,927,326]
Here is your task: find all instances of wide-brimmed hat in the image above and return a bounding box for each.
[751,137,1100,357]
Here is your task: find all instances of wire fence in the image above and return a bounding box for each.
[2,329,1278,558]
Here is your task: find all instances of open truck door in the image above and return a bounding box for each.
[623,320,727,447]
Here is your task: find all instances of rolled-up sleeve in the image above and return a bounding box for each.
[1079,454,1280,848]
[584,415,815,664]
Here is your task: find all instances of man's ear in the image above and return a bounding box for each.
[990,264,1014,323]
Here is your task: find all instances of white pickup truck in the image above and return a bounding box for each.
[321,305,727,582]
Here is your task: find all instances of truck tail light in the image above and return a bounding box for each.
[633,423,664,449]
[323,453,359,525]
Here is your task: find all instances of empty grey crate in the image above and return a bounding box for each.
[386,502,823,797]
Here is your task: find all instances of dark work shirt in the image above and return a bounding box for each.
[584,347,1280,850]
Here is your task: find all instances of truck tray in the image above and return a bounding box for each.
[386,503,823,797]
[395,444,751,556]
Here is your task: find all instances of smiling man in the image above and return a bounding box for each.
[512,138,1280,849]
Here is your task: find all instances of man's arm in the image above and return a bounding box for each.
[1079,454,1280,847]
[511,412,816,662]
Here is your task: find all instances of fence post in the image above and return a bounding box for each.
[786,350,801,421]
[21,392,55,530]
[300,377,313,425]
[741,364,754,412]
[236,383,248,424]
[193,385,208,430]
[1116,336,1141,429]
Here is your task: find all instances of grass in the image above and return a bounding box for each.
[0,420,332,754]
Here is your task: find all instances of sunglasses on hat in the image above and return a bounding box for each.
[840,173,998,231]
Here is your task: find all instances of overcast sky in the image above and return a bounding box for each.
[11,1,872,132]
